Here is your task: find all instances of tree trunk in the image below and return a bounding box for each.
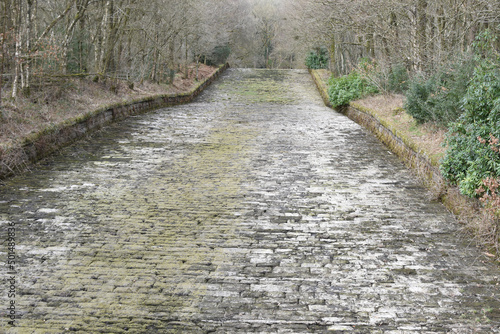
[151,32,159,82]
[184,34,188,79]
[437,5,446,57]
[99,0,115,74]
[416,0,428,72]
[23,0,34,95]
[78,3,87,73]
[429,8,437,68]
[12,0,21,98]
[195,57,199,81]
[0,0,9,109]
[329,34,336,74]
[365,30,375,60]
[168,36,175,82]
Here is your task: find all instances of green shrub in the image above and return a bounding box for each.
[211,45,231,65]
[404,57,476,125]
[327,71,378,107]
[305,47,329,70]
[440,60,500,197]
[199,45,231,66]
[387,63,409,93]
[404,74,434,123]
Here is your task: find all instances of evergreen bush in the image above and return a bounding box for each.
[327,70,378,108]
[387,63,409,93]
[404,56,476,125]
[305,47,329,70]
[440,60,500,197]
[200,45,231,66]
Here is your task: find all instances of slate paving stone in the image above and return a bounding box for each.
[1,69,500,333]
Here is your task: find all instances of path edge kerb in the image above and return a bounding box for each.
[0,63,230,180]
[309,69,479,219]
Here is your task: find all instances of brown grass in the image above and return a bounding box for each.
[352,94,447,166]
[312,69,500,260]
[0,64,217,148]
[351,94,498,261]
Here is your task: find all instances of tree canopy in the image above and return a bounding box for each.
[1,0,499,99]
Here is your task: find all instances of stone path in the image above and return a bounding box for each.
[1,69,500,333]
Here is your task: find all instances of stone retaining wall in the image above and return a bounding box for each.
[0,63,229,180]
[339,104,445,191]
[309,69,332,108]
[309,69,478,218]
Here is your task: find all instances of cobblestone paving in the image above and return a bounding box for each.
[1,69,500,333]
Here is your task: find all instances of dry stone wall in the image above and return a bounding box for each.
[309,69,480,227]
[0,64,229,180]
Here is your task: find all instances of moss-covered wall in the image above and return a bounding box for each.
[341,105,444,188]
[309,69,479,219]
[0,63,229,180]
[309,69,332,108]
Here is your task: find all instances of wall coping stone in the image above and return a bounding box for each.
[0,63,229,180]
[309,69,480,219]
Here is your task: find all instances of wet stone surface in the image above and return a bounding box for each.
[1,68,500,333]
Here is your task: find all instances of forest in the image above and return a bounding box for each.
[0,0,303,102]
[302,0,500,252]
[1,0,500,246]
[302,3,500,189]
[2,0,498,95]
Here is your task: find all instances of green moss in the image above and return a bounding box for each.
[220,70,295,104]
[0,65,229,180]
[56,114,256,324]
[310,70,331,107]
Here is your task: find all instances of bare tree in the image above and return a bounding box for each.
[3,0,497,100]
[296,0,499,75]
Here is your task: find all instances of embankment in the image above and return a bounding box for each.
[310,69,485,250]
[0,64,229,180]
